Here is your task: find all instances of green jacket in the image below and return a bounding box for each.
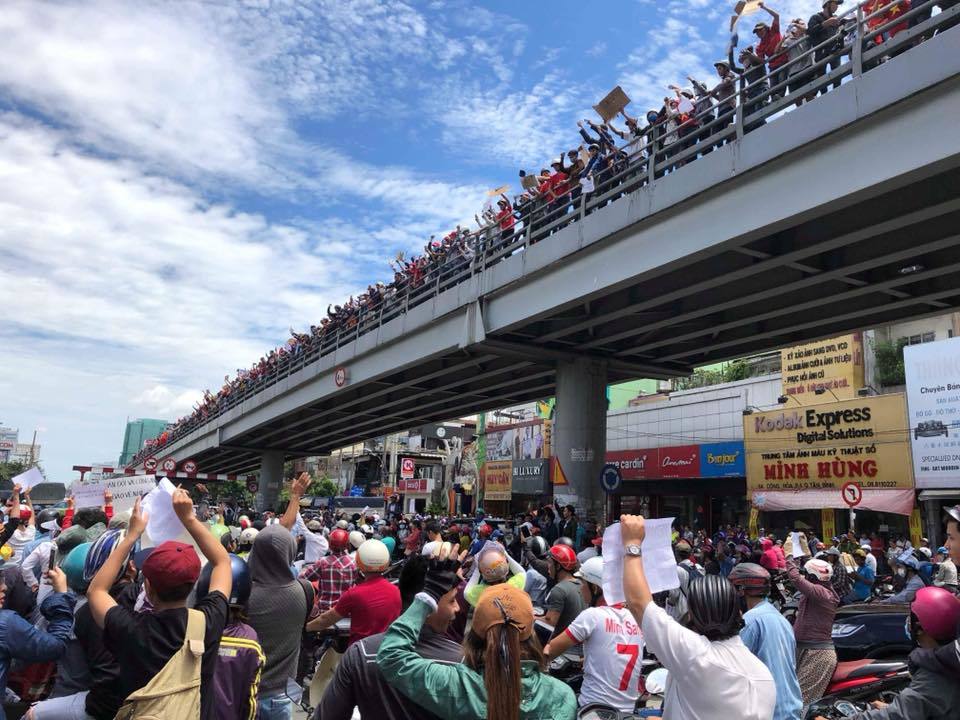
[377,599,577,720]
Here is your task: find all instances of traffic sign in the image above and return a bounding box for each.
[182,459,198,475]
[334,366,348,387]
[600,463,622,493]
[401,457,416,480]
[841,481,863,507]
[160,457,178,474]
[144,457,158,472]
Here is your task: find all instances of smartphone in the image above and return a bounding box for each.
[48,547,56,571]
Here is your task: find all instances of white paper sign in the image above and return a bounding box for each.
[103,475,158,513]
[12,466,45,491]
[143,478,185,545]
[74,483,106,509]
[790,531,810,557]
[905,338,960,489]
[602,518,679,606]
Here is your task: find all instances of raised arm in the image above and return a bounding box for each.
[89,496,146,627]
[760,2,780,25]
[621,515,654,621]
[281,472,310,530]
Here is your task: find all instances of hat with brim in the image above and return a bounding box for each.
[753,22,768,31]
[714,60,730,68]
[472,584,533,641]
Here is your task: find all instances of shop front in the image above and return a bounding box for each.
[744,393,915,540]
[605,442,749,532]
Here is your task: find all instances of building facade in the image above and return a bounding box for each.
[118,418,170,467]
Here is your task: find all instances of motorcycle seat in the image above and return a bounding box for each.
[833,660,907,681]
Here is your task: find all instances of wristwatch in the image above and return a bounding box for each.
[625,544,643,557]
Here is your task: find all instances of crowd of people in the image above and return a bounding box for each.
[2,474,959,720]
[129,0,959,468]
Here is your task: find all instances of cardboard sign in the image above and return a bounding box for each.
[74,482,106,509]
[734,0,764,16]
[486,184,510,197]
[593,85,631,123]
[102,474,159,513]
[143,478,185,545]
[520,174,540,191]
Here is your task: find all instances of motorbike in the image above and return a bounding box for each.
[576,667,668,719]
[770,571,800,624]
[300,617,352,716]
[803,659,909,719]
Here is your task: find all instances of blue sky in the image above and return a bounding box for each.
[0,0,815,482]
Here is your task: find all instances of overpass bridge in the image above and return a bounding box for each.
[140,16,960,515]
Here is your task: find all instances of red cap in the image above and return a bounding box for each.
[141,541,201,593]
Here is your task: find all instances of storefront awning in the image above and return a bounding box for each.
[918,489,960,501]
[752,488,915,515]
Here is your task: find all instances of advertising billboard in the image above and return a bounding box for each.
[743,394,913,493]
[483,460,513,500]
[781,333,864,404]
[905,337,960,489]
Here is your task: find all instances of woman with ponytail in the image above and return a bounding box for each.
[377,543,575,720]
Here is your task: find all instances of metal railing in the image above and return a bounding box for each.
[134,5,958,464]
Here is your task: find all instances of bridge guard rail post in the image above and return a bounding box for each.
[853,4,864,78]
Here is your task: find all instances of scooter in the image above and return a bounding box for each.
[301,617,352,715]
[804,659,909,719]
[576,667,668,720]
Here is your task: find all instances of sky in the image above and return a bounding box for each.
[0,0,818,483]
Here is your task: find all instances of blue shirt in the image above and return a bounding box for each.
[852,564,875,600]
[740,599,803,720]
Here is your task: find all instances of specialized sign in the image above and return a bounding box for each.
[781,333,864,404]
[144,457,158,472]
[485,419,551,462]
[841,481,863,507]
[821,509,836,541]
[744,394,913,493]
[101,474,158,513]
[657,445,700,478]
[182,459,198,475]
[400,457,415,480]
[601,464,623,493]
[160,457,178,474]
[699,442,746,477]
[605,449,656,480]
[483,460,513,500]
[909,507,923,548]
[904,337,960,489]
[334,366,348,387]
[593,85,631,123]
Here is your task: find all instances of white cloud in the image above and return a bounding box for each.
[586,41,609,57]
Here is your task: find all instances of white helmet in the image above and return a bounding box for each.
[578,556,604,588]
[349,530,365,550]
[360,523,374,537]
[336,519,349,530]
[917,546,932,559]
[307,519,323,532]
[357,539,391,574]
[803,558,833,582]
[240,527,259,545]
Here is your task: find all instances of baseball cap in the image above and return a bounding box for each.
[472,584,534,641]
[141,541,201,593]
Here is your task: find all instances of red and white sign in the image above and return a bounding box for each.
[399,478,427,493]
[334,366,348,387]
[841,481,863,507]
[605,445,702,480]
[657,445,700,479]
[605,450,656,480]
[182,459,198,475]
[400,457,416,479]
[160,457,178,473]
[144,457,158,471]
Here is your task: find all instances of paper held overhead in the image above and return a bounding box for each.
[593,85,631,123]
[734,0,764,16]
[601,518,679,606]
[74,483,107,509]
[12,466,45,491]
[486,184,511,197]
[143,477,186,545]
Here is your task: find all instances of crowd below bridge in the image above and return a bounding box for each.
[1,476,959,720]
[130,0,959,467]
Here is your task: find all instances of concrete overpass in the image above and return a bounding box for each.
[143,21,960,514]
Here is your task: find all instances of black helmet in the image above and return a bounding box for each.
[196,554,251,608]
[527,536,549,559]
[687,575,743,640]
[37,508,61,528]
[553,537,575,549]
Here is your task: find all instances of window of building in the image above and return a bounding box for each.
[899,332,936,346]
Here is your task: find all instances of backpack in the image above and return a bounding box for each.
[114,609,205,720]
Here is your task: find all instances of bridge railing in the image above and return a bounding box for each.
[134,6,958,464]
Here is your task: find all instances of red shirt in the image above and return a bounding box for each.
[755,19,787,69]
[549,171,570,201]
[497,207,515,231]
[335,575,401,646]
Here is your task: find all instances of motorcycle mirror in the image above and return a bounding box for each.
[645,667,669,694]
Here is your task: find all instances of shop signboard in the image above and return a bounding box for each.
[485,419,550,461]
[605,449,657,479]
[904,337,960,489]
[657,445,700,478]
[483,460,513,500]
[744,393,913,497]
[781,333,864,404]
[399,478,427,493]
[699,442,746,477]
[511,458,549,495]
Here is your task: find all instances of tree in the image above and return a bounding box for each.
[0,461,27,485]
[873,338,907,387]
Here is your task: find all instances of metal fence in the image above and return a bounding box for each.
[136,5,958,462]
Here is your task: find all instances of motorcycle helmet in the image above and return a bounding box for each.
[803,558,833,582]
[382,536,396,556]
[238,515,251,530]
[61,542,93,593]
[578,556,604,588]
[477,524,492,539]
[83,529,134,584]
[239,527,259,545]
[357,539,390,574]
[37,508,61,531]
[307,519,323,532]
[478,546,510,583]
[728,562,771,597]
[549,543,579,572]
[336,519,349,530]
[898,551,921,572]
[553,536,575,549]
[349,530,366,550]
[360,523,374,538]
[329,528,350,552]
[917,546,932,559]
[196,553,251,608]
[911,587,960,642]
[526,535,549,559]
[687,575,743,640]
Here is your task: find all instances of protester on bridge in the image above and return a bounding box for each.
[378,544,577,720]
[807,0,846,92]
[754,2,788,97]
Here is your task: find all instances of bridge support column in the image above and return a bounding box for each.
[553,358,607,523]
[255,450,284,513]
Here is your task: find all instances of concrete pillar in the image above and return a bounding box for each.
[553,358,608,522]
[256,450,285,513]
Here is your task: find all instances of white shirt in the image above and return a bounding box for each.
[864,551,877,573]
[641,603,776,720]
[566,605,645,711]
[292,514,329,563]
[8,526,36,563]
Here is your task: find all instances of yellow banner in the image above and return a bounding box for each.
[781,333,864,405]
[744,393,914,493]
[822,509,836,541]
[749,507,759,539]
[483,460,513,500]
[909,507,923,548]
